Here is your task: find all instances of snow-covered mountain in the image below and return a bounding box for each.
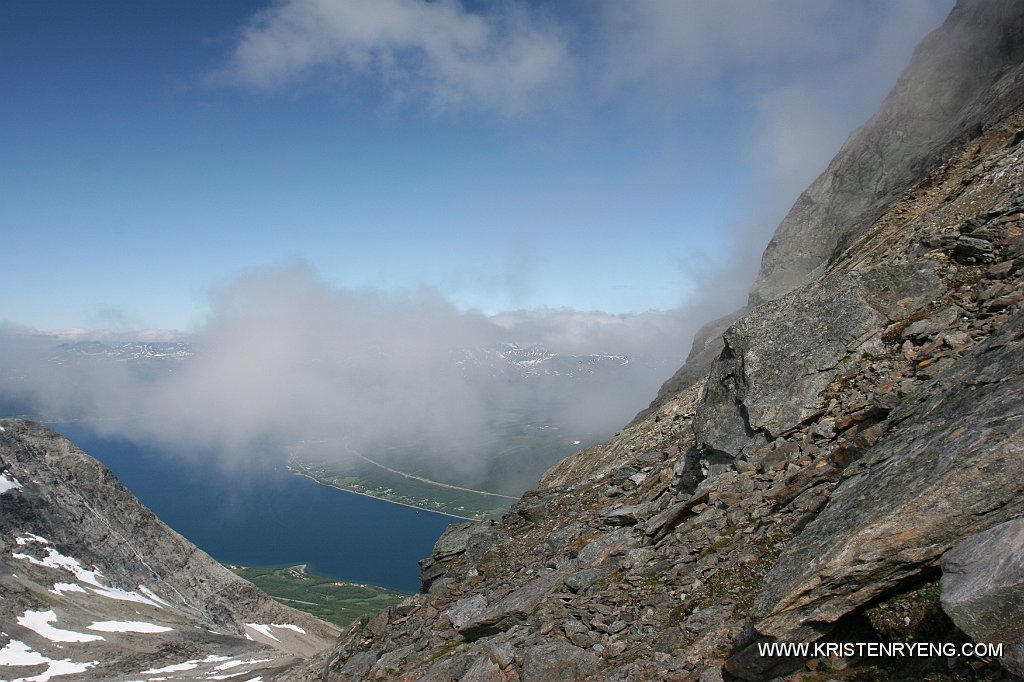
[454,342,630,379]
[0,420,339,681]
[49,341,193,364]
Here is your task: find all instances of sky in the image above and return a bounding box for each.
[1,0,954,335]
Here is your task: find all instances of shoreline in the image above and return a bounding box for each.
[288,468,480,523]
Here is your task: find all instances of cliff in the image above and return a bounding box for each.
[301,1,1024,680]
[0,419,339,681]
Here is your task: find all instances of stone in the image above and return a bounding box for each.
[603,504,647,526]
[953,235,996,262]
[368,644,414,676]
[900,306,960,340]
[458,655,504,682]
[564,567,611,593]
[576,527,637,565]
[483,639,517,669]
[943,331,970,348]
[458,571,565,641]
[339,649,379,676]
[447,594,488,630]
[987,291,1024,310]
[699,667,726,682]
[432,521,480,558]
[941,518,1024,678]
[520,642,597,681]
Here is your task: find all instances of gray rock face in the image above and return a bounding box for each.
[750,0,1024,306]
[0,420,339,680]
[941,518,1024,677]
[695,261,941,458]
[746,306,1024,645]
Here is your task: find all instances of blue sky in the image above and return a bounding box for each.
[1,0,954,333]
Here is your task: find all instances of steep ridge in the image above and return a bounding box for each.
[301,2,1024,680]
[637,0,1024,422]
[749,0,1024,307]
[0,419,339,681]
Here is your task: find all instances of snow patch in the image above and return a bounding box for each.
[243,624,279,642]
[137,654,232,676]
[243,622,305,640]
[12,537,162,607]
[15,533,49,546]
[138,585,171,607]
[0,638,98,681]
[49,583,87,596]
[17,610,104,643]
[0,472,23,493]
[87,620,173,633]
[139,660,198,674]
[214,658,275,671]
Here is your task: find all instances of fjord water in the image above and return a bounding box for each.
[53,423,459,594]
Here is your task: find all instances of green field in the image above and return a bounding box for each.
[228,564,409,628]
[288,416,604,520]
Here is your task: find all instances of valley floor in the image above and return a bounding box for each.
[226,564,408,628]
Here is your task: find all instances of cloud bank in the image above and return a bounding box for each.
[1,261,694,489]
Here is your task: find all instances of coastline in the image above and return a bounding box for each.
[288,467,480,523]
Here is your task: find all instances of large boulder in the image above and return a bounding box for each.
[695,261,941,459]
[941,518,1024,677]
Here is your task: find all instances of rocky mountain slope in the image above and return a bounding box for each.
[297,2,1024,680]
[636,0,1024,423]
[0,419,339,681]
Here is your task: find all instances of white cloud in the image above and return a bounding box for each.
[220,0,570,116]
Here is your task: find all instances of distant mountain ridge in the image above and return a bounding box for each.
[455,343,630,379]
[50,341,193,363]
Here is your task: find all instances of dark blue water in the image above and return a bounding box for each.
[51,423,460,594]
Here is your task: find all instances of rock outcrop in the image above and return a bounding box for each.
[0,419,339,681]
[299,2,1024,679]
